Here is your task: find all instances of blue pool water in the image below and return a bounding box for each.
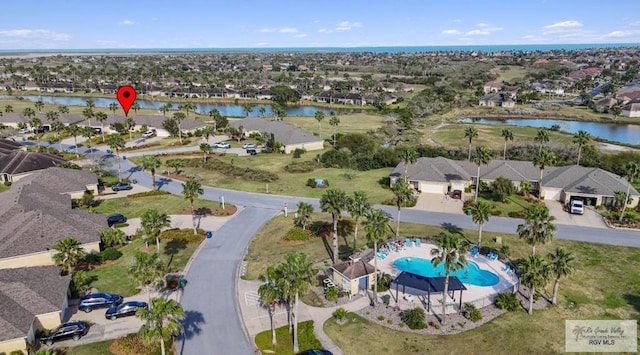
[393,257,499,287]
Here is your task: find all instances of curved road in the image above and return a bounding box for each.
[26,141,640,354]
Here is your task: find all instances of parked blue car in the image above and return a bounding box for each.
[105,301,148,320]
[111,182,133,191]
[78,292,123,313]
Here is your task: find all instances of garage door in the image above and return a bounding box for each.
[543,187,562,200]
[421,183,445,194]
[451,182,466,191]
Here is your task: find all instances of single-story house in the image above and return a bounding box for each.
[390,157,639,208]
[104,114,207,137]
[230,117,324,154]
[331,258,377,296]
[0,138,25,157]
[621,98,640,118]
[0,151,67,183]
[0,266,71,354]
[479,92,515,108]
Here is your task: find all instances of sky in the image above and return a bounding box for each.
[0,0,639,50]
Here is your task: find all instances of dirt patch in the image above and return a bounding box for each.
[280,240,306,246]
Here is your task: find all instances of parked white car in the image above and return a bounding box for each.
[142,130,156,138]
[569,200,584,215]
[213,142,231,149]
[241,143,256,149]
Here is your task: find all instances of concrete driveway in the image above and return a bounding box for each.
[411,192,465,214]
[545,200,607,229]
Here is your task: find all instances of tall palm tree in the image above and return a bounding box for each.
[391,179,414,238]
[347,191,371,252]
[430,232,469,324]
[4,105,13,113]
[182,178,204,234]
[548,247,575,305]
[108,102,119,117]
[572,130,591,166]
[173,111,186,144]
[470,200,491,248]
[85,98,95,109]
[517,204,556,255]
[141,155,162,190]
[52,237,86,274]
[534,128,549,152]
[81,126,96,164]
[314,110,325,138]
[329,113,340,146]
[45,110,59,123]
[140,209,171,252]
[620,162,640,221]
[131,102,140,114]
[363,208,393,305]
[82,107,94,127]
[94,111,108,142]
[398,146,418,182]
[199,143,211,162]
[258,266,282,345]
[532,149,556,199]
[160,103,172,117]
[464,126,478,160]
[519,254,551,315]
[51,119,66,151]
[124,116,136,142]
[57,105,69,115]
[137,297,185,355]
[107,133,126,181]
[65,123,81,157]
[242,103,254,117]
[130,252,166,299]
[294,201,313,230]
[258,106,266,117]
[201,125,215,142]
[501,128,514,159]
[320,188,348,264]
[278,253,316,353]
[471,146,492,203]
[22,107,36,120]
[34,99,45,112]
[178,102,196,117]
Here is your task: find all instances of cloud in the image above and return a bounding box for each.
[464,29,490,36]
[0,29,70,41]
[120,20,137,25]
[259,28,277,33]
[601,30,633,38]
[477,23,490,27]
[335,21,362,31]
[441,29,461,35]
[279,28,298,33]
[256,42,269,46]
[259,27,298,34]
[293,33,307,38]
[317,28,331,33]
[453,19,462,23]
[542,20,582,34]
[630,21,640,26]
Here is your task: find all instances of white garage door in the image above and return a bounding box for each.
[543,187,562,200]
[421,182,445,194]
[451,182,466,191]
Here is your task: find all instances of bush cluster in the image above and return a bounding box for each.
[160,228,203,243]
[495,292,520,311]
[464,303,482,322]
[325,286,339,302]
[112,333,161,355]
[282,227,312,241]
[401,307,426,329]
[126,190,170,199]
[99,247,123,261]
[182,158,278,182]
[284,160,319,173]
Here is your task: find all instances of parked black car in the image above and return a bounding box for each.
[78,292,123,313]
[107,213,127,227]
[111,182,133,191]
[105,301,148,320]
[298,350,333,355]
[40,322,87,346]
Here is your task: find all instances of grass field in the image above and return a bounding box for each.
[91,194,228,219]
[281,112,389,138]
[255,320,323,355]
[245,205,640,353]
[491,65,528,83]
[67,339,114,355]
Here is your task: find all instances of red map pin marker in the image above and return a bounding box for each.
[117,86,137,116]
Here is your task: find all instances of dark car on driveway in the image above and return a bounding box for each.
[450,189,463,199]
[40,321,87,346]
[298,350,333,355]
[107,213,127,227]
[111,182,133,191]
[78,292,123,313]
[105,301,148,320]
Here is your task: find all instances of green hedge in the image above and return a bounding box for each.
[282,227,312,241]
[284,160,319,173]
[126,190,170,199]
[160,228,204,243]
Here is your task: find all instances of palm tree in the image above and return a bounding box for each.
[65,123,81,157]
[45,110,59,123]
[137,297,185,355]
[178,102,196,117]
[108,102,119,117]
[130,252,166,299]
[398,146,418,182]
[534,128,549,152]
[199,143,211,162]
[471,146,492,203]
[51,119,66,151]
[363,208,393,305]
[520,254,551,315]
[430,232,469,324]
[391,179,414,238]
[99,228,127,247]
[140,209,171,252]
[258,106,266,117]
[242,103,254,117]
[501,128,514,159]
[131,102,140,114]
[57,104,69,115]
[52,237,86,274]
[517,204,556,255]
[314,110,325,138]
[124,116,136,142]
[618,162,640,221]
[278,253,316,353]
[329,113,340,146]
[201,125,215,142]
[548,247,575,305]
[572,130,591,166]
[141,155,162,190]
[159,103,172,117]
[532,149,556,198]
[85,98,95,109]
[94,111,108,142]
[34,99,45,112]
[258,266,282,345]
[182,178,204,234]
[4,105,13,113]
[81,126,96,164]
[320,188,348,264]
[22,107,36,120]
[464,126,478,160]
[29,116,42,134]
[294,201,313,230]
[82,107,94,127]
[107,133,126,181]
[347,191,371,252]
[173,111,186,144]
[470,200,491,248]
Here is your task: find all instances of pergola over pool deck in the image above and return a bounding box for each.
[391,271,467,311]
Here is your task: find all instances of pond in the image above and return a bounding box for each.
[460,117,640,146]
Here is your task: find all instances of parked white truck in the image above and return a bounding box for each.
[569,199,585,215]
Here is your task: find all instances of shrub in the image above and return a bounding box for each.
[284,160,318,173]
[98,247,123,261]
[464,303,482,322]
[332,307,348,321]
[495,292,520,311]
[282,227,312,241]
[84,253,101,264]
[507,211,525,219]
[160,228,203,243]
[10,350,25,355]
[292,148,306,158]
[377,273,392,292]
[325,286,339,302]
[499,244,511,258]
[3,181,11,186]
[126,190,170,199]
[112,333,161,355]
[377,315,385,321]
[401,307,426,329]
[387,319,393,324]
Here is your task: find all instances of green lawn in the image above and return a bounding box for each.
[66,339,114,355]
[84,230,203,297]
[281,112,388,138]
[91,194,228,219]
[491,65,528,83]
[0,184,8,193]
[255,320,323,355]
[476,193,534,217]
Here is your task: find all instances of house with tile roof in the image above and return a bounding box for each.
[230,117,324,154]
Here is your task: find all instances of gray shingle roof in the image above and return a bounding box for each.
[0,151,67,176]
[458,159,542,182]
[0,138,24,157]
[13,166,98,194]
[230,117,323,146]
[332,259,376,280]
[544,165,639,196]
[0,266,70,342]
[107,114,207,131]
[390,156,471,182]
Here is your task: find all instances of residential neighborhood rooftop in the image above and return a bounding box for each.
[230,116,323,146]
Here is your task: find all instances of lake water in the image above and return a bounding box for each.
[0,95,354,117]
[460,117,640,146]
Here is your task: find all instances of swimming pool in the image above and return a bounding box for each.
[393,257,499,287]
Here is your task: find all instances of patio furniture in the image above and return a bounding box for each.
[376,252,387,260]
[414,238,421,247]
[405,238,413,247]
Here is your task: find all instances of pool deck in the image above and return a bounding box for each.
[371,242,519,314]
